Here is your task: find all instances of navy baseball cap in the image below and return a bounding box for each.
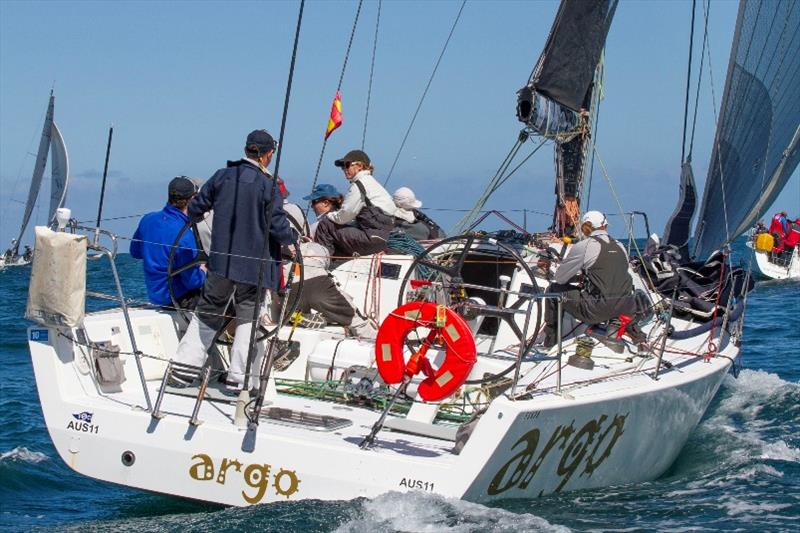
[168,176,198,200]
[245,129,276,152]
[303,183,341,202]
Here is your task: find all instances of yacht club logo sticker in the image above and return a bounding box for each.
[488,412,628,496]
[72,411,93,423]
[67,412,99,434]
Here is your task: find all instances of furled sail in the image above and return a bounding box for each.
[13,93,54,254]
[663,161,697,258]
[48,122,70,224]
[516,0,618,236]
[693,0,800,260]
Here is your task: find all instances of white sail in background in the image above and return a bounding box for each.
[14,93,55,253]
[48,121,70,224]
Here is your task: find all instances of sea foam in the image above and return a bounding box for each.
[0,446,48,464]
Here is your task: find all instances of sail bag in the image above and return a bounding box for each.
[26,226,87,327]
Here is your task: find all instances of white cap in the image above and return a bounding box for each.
[393,187,422,210]
[581,210,608,229]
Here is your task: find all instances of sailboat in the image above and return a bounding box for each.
[1,91,70,268]
[22,0,799,506]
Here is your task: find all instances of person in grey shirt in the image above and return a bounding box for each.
[539,210,636,348]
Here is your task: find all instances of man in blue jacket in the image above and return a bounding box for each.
[172,130,295,394]
[130,176,205,308]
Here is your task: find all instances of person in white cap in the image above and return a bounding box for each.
[392,186,446,242]
[538,210,636,348]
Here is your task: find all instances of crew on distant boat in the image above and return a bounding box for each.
[304,183,344,239]
[22,246,32,262]
[769,211,790,237]
[392,186,446,242]
[171,129,295,394]
[538,210,636,348]
[314,150,396,257]
[130,176,206,309]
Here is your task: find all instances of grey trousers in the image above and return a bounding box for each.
[173,272,267,388]
[287,275,355,326]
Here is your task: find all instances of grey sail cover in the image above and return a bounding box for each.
[48,122,69,224]
[693,0,800,260]
[528,0,618,112]
[15,94,54,249]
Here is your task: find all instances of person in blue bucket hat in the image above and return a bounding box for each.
[304,183,344,239]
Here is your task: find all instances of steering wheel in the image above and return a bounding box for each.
[398,233,542,381]
[167,219,304,344]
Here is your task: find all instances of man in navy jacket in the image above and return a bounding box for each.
[172,130,295,393]
[130,176,205,307]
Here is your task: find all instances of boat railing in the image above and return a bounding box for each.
[66,222,152,412]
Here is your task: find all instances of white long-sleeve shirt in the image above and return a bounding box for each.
[327,170,397,225]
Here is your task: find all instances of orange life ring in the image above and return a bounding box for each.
[375,301,477,402]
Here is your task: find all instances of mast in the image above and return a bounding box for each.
[13,91,55,253]
[516,0,618,237]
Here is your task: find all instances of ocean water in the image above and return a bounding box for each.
[1,244,798,532]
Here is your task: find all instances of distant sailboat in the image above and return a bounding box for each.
[1,91,69,268]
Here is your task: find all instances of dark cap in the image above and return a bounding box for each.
[168,176,198,200]
[334,149,370,168]
[246,129,276,153]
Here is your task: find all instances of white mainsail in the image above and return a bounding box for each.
[13,93,55,253]
[48,121,70,224]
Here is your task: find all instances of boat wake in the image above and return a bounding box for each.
[333,492,568,533]
[0,446,48,464]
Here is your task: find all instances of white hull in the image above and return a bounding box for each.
[0,256,31,268]
[749,244,799,280]
[27,247,741,506]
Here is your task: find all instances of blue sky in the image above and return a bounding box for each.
[1,0,797,249]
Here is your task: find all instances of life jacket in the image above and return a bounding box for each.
[353,180,395,240]
[769,213,787,237]
[785,220,800,247]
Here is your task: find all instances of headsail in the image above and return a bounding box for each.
[693,0,800,260]
[48,122,70,224]
[13,92,54,254]
[517,0,618,236]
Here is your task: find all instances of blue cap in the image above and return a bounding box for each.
[303,183,341,202]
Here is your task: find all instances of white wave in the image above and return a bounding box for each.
[334,491,569,533]
[0,446,48,463]
[759,440,800,462]
[720,496,792,517]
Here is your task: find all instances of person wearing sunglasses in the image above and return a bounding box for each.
[130,176,205,309]
[313,150,397,258]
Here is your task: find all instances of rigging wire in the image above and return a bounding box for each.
[584,53,606,210]
[687,1,708,161]
[305,0,364,218]
[680,0,697,164]
[362,0,381,151]
[383,0,467,186]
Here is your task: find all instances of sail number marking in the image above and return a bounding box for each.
[488,412,628,496]
[189,454,301,504]
[399,478,435,492]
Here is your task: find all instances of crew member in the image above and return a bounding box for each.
[314,150,396,257]
[769,211,789,238]
[22,245,33,262]
[392,186,446,242]
[171,130,295,393]
[277,177,310,240]
[539,210,636,348]
[130,176,205,308]
[304,183,343,239]
[283,242,376,338]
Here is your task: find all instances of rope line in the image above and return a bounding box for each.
[383,0,467,186]
[305,0,364,219]
[362,0,381,151]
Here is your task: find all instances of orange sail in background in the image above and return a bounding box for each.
[325,91,343,139]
